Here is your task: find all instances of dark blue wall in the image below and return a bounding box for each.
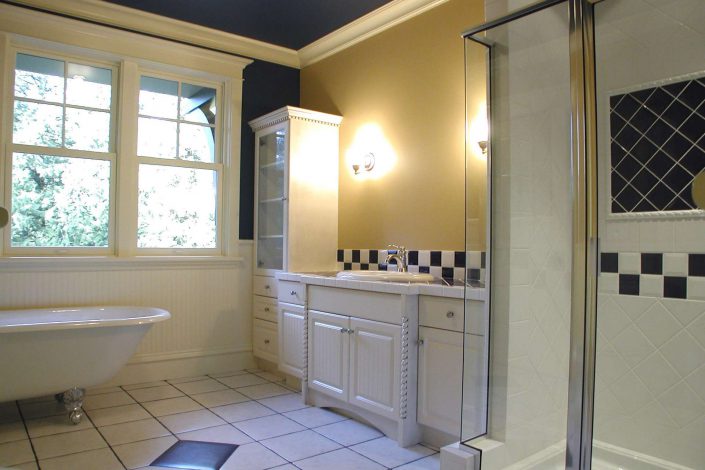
[240,60,300,239]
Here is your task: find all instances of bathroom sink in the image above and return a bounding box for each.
[336,270,434,283]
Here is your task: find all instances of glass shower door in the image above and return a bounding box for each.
[592,1,705,468]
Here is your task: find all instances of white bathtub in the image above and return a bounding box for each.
[0,306,170,403]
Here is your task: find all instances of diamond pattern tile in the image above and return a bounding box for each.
[609,78,705,213]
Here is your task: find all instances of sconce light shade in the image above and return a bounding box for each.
[353,152,376,175]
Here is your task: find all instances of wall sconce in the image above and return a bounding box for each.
[477,140,488,155]
[352,152,376,175]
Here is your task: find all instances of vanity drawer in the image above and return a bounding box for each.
[254,276,278,298]
[253,319,278,363]
[419,296,464,332]
[278,280,305,305]
[253,295,278,323]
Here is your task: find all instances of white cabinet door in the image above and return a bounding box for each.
[253,319,278,364]
[278,303,305,378]
[417,327,463,435]
[308,310,349,400]
[348,317,400,420]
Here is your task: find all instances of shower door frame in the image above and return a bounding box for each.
[462,1,601,469]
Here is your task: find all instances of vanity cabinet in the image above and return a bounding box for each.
[277,280,305,378]
[417,296,463,437]
[249,106,341,364]
[308,310,400,420]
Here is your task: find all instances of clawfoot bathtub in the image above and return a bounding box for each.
[0,306,170,423]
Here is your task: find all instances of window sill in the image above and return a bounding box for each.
[0,255,244,272]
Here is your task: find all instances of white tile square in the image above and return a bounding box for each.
[661,331,705,377]
[122,381,168,391]
[0,420,27,444]
[172,378,228,395]
[396,453,441,469]
[312,419,383,446]
[658,381,705,427]
[418,250,431,267]
[429,267,442,279]
[233,414,305,440]
[158,409,225,434]
[294,447,384,470]
[350,437,435,468]
[441,251,455,267]
[257,393,308,413]
[25,414,93,438]
[252,371,285,382]
[211,401,276,423]
[0,439,35,467]
[261,429,340,461]
[39,447,123,470]
[86,404,150,427]
[688,277,705,301]
[237,383,290,400]
[168,375,209,384]
[360,250,370,264]
[283,407,347,428]
[127,385,183,403]
[639,274,663,298]
[618,252,640,274]
[633,353,681,397]
[612,325,655,367]
[32,428,106,459]
[176,424,252,445]
[635,302,681,347]
[216,373,269,389]
[112,435,177,470]
[82,391,135,411]
[191,389,249,408]
[467,251,482,269]
[663,253,689,276]
[141,396,202,417]
[343,249,352,262]
[220,442,286,470]
[99,418,170,446]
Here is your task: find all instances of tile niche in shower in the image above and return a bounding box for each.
[609,75,705,214]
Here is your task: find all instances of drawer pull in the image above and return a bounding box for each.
[340,327,348,334]
[446,311,455,318]
[418,339,425,346]
[347,329,355,335]
[264,339,270,344]
[264,285,270,290]
[264,307,270,312]
[290,290,297,296]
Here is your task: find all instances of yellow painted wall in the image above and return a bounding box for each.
[300,0,484,250]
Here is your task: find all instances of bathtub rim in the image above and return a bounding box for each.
[0,306,171,333]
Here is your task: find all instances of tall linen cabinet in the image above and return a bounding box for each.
[249,106,341,365]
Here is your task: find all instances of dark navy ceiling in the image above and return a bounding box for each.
[105,0,395,50]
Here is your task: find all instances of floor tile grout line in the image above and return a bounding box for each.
[76,410,128,470]
[13,400,41,469]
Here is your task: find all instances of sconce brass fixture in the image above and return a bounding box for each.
[353,152,376,175]
[477,140,488,155]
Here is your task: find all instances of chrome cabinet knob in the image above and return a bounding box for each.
[340,327,348,334]
[418,339,425,346]
[446,311,455,318]
[264,339,270,344]
[290,290,297,296]
[264,307,270,312]
[264,285,270,290]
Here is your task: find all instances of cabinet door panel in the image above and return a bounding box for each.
[308,310,349,399]
[417,327,463,434]
[278,303,305,378]
[349,317,400,420]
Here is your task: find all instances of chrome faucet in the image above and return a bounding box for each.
[386,244,408,272]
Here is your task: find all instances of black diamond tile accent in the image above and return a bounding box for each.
[663,276,687,299]
[641,253,663,275]
[152,440,237,470]
[631,169,659,195]
[632,88,654,104]
[679,113,705,143]
[352,250,360,263]
[663,132,692,157]
[631,138,659,164]
[662,100,692,129]
[369,250,378,264]
[614,94,641,120]
[680,146,705,175]
[430,251,441,266]
[645,119,673,144]
[454,251,466,268]
[619,274,640,296]
[601,253,619,273]
[645,88,674,115]
[614,183,642,212]
[631,107,658,134]
[690,254,705,276]
[615,124,641,151]
[662,165,692,193]
[663,80,688,97]
[678,81,705,110]
[647,182,679,210]
[610,112,628,136]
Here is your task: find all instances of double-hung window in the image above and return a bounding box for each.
[10,52,116,253]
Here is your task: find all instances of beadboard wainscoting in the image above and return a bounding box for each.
[0,242,256,385]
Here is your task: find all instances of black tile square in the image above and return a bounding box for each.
[352,250,360,263]
[646,182,678,210]
[678,113,705,143]
[630,107,658,134]
[631,138,659,164]
[679,146,705,175]
[614,123,641,151]
[645,119,673,146]
[661,100,691,129]
[360,263,369,271]
[632,88,654,104]
[663,276,687,299]
[631,169,659,195]
[454,251,466,268]
[419,266,430,274]
[468,268,481,281]
[378,263,388,271]
[151,440,237,470]
[408,250,418,266]
[619,274,640,296]
[337,249,343,262]
[369,250,378,264]
[663,80,688,98]
[430,251,442,267]
[481,252,486,269]
[641,253,663,275]
[662,132,692,158]
[343,262,352,270]
[610,112,628,136]
[601,253,618,273]
[442,267,454,279]
[689,254,705,276]
[615,183,642,212]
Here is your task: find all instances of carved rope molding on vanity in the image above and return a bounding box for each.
[400,315,410,420]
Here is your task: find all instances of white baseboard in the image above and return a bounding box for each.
[103,350,257,386]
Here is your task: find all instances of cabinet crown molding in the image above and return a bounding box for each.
[249,106,343,131]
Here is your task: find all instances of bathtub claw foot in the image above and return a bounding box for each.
[63,388,85,425]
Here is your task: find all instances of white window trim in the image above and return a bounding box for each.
[0,6,252,261]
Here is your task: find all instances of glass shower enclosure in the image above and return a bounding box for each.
[461,0,705,469]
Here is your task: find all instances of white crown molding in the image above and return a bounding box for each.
[298,0,451,67]
[9,0,300,68]
[249,106,343,131]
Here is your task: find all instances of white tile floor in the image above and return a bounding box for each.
[0,369,440,470]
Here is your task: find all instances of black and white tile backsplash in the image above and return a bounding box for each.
[600,251,705,300]
[609,77,705,214]
[337,248,486,282]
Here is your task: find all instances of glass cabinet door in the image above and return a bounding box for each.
[256,128,286,271]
